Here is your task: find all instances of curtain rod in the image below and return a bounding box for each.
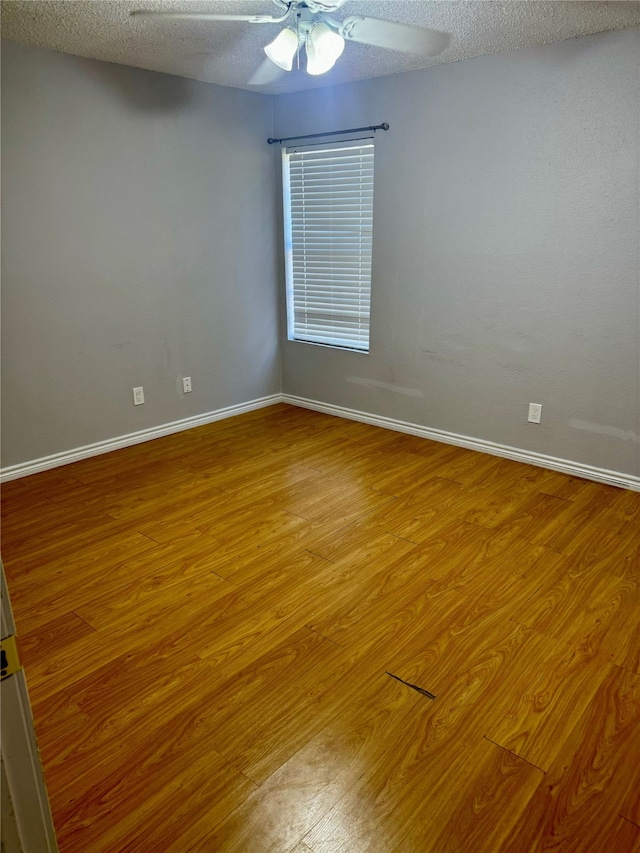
[268,123,389,145]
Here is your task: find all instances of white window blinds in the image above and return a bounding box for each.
[283,141,374,352]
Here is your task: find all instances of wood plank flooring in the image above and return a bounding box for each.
[2,403,639,852]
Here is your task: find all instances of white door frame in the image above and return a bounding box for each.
[1,562,58,852]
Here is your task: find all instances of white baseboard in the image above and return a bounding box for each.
[4,392,638,492]
[0,394,283,482]
[283,394,640,492]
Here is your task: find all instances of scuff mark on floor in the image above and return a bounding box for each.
[386,671,436,699]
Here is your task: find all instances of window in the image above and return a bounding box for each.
[283,140,374,352]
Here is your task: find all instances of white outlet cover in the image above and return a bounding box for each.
[528,403,542,423]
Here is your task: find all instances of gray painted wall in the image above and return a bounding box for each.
[275,27,640,477]
[3,30,639,478]
[1,41,279,468]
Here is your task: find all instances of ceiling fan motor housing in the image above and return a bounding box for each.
[303,0,349,12]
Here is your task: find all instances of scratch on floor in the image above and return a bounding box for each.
[386,671,436,700]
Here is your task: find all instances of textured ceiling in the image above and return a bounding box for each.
[2,1,640,94]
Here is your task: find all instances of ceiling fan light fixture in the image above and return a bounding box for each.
[264,27,299,71]
[306,21,345,75]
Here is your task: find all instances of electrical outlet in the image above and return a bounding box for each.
[182,377,192,394]
[528,402,542,424]
[133,386,145,406]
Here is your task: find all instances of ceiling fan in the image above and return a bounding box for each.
[131,1,451,85]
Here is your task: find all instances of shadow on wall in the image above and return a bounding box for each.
[68,53,199,111]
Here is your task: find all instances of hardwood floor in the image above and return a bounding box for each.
[2,403,639,852]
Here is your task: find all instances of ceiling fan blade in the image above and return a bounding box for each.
[130,10,289,23]
[340,17,450,56]
[248,57,286,86]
